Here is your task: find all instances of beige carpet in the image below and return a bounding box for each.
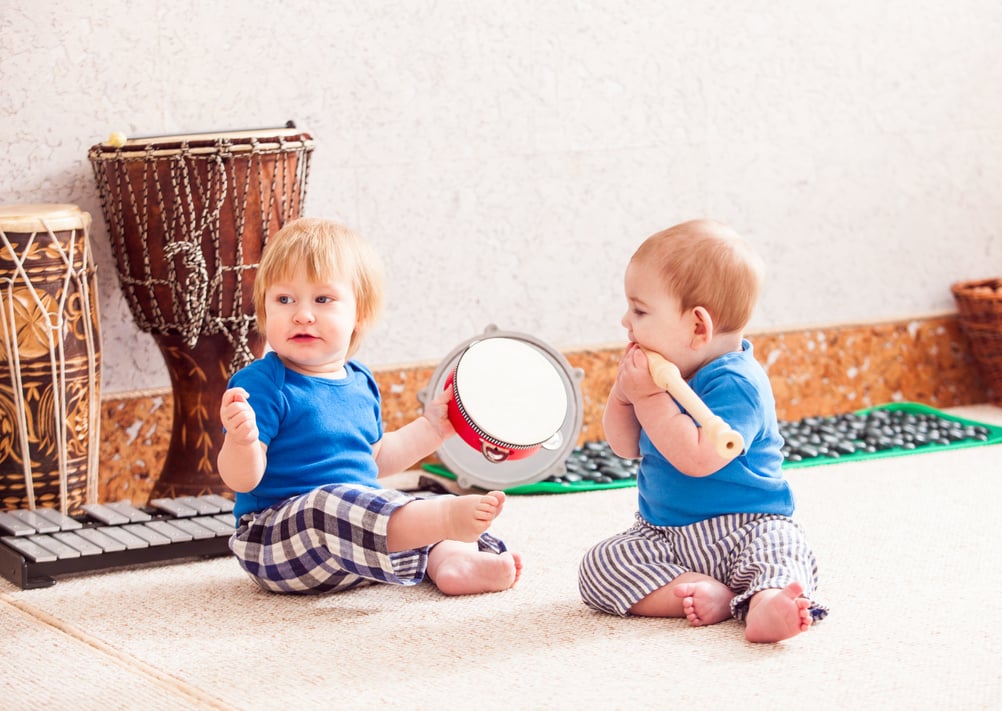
[4,405,1001,711]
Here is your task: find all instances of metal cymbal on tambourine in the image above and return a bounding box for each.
[418,325,584,490]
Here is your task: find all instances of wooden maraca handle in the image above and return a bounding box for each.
[641,349,745,460]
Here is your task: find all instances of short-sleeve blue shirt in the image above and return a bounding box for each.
[637,339,791,526]
[227,352,384,520]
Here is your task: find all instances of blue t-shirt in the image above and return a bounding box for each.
[227,352,384,520]
[636,340,791,526]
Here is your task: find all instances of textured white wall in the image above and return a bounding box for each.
[3,1,1002,395]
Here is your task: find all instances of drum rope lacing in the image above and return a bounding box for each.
[1,218,101,512]
[89,135,313,375]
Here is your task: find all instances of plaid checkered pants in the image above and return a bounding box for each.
[578,512,828,621]
[230,484,506,594]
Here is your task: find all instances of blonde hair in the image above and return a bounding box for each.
[631,219,764,333]
[253,217,385,357]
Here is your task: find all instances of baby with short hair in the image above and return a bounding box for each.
[218,217,521,596]
[579,218,826,642]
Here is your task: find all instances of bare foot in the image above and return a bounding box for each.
[441,490,505,542]
[744,581,813,643]
[672,580,735,626]
[387,491,506,552]
[629,572,731,619]
[428,542,523,595]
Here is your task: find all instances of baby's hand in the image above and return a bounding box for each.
[614,345,664,404]
[220,387,259,445]
[423,386,457,441]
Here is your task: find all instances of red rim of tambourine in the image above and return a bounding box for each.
[418,325,584,491]
[444,370,540,462]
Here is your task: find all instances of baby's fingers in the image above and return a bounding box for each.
[225,411,258,442]
[221,387,250,407]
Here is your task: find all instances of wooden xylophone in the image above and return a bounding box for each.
[0,495,234,590]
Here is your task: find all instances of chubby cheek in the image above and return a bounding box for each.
[624,312,645,340]
[633,332,673,363]
[630,320,653,345]
[264,316,287,344]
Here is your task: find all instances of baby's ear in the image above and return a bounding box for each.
[690,306,714,347]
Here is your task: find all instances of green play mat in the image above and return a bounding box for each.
[423,402,1002,495]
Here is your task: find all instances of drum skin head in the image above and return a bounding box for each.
[418,325,584,490]
[0,204,91,233]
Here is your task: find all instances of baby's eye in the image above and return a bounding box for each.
[277,295,294,305]
[315,295,334,304]
[632,308,647,317]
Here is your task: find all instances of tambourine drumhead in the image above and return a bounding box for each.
[454,337,567,448]
[420,326,584,491]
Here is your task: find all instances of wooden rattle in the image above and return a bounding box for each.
[641,349,745,460]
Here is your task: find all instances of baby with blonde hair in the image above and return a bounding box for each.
[219,217,521,596]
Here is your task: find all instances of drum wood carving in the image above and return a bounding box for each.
[0,204,101,514]
[88,128,314,499]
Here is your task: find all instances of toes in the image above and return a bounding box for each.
[671,583,693,599]
[782,581,805,599]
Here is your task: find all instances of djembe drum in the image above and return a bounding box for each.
[88,127,314,499]
[0,204,101,514]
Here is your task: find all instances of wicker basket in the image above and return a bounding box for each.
[951,278,1002,405]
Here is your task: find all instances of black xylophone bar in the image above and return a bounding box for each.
[0,495,235,590]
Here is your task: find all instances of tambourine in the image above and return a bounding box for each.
[419,326,584,490]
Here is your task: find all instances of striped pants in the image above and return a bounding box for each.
[578,512,827,621]
[230,484,506,594]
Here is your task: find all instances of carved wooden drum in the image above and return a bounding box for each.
[88,127,314,499]
[0,204,101,514]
